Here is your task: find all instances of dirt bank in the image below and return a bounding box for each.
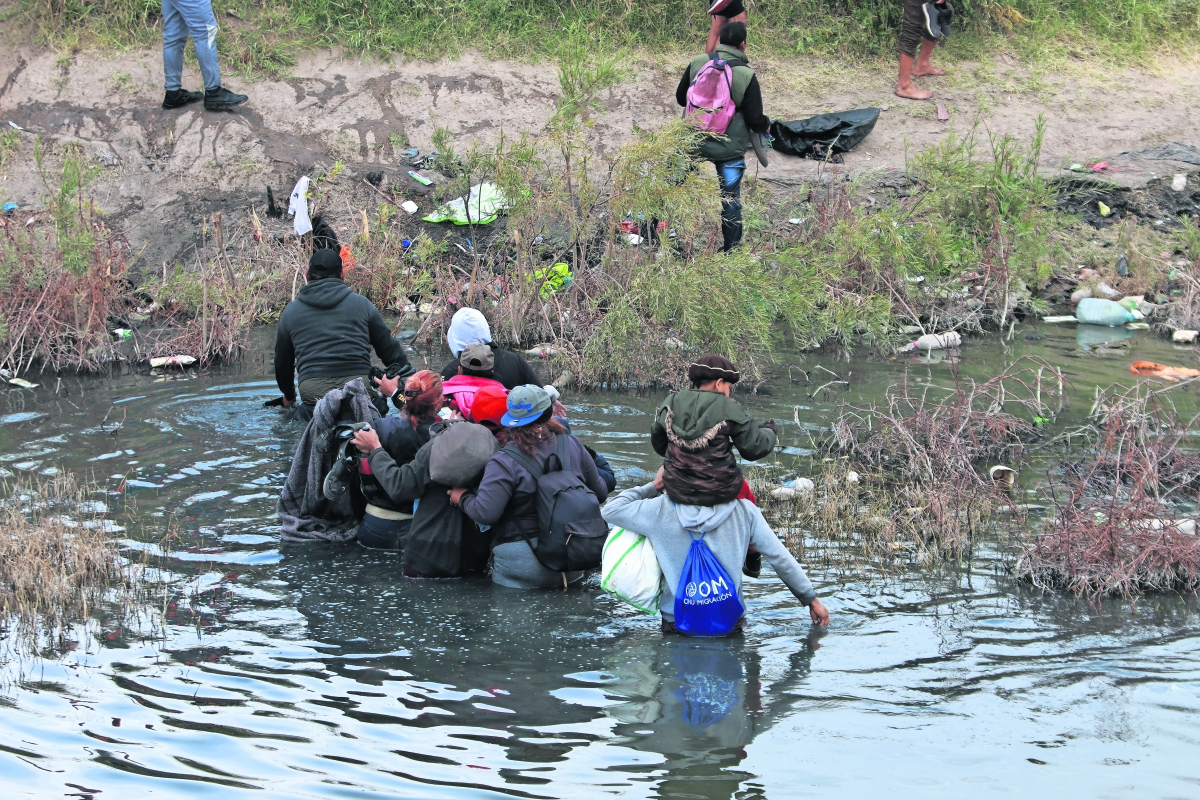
[1,43,1199,273]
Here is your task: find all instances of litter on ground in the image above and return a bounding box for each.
[423,182,508,225]
[1130,361,1200,381]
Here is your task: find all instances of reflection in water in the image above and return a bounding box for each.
[1,326,1200,798]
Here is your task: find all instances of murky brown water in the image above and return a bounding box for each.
[1,323,1199,799]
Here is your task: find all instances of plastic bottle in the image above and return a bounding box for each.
[1076,298,1135,327]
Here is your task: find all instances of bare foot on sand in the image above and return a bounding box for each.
[913,65,947,77]
[895,82,933,100]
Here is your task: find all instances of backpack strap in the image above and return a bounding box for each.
[501,444,543,480]
[554,433,573,474]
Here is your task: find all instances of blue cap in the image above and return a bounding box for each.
[501,384,552,427]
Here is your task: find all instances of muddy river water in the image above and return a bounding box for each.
[1,323,1199,799]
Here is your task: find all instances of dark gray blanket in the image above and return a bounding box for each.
[278,379,380,542]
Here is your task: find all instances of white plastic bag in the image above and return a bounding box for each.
[600,527,663,614]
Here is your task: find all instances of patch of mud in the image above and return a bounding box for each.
[2,44,1199,276]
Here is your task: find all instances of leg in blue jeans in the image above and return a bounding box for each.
[713,158,746,252]
[161,0,222,92]
[357,515,411,550]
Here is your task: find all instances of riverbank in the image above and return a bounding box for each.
[1,37,1200,383]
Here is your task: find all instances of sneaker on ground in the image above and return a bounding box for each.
[707,0,737,15]
[204,86,249,111]
[162,89,203,110]
[922,1,943,40]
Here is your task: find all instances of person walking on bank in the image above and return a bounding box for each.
[160,0,249,111]
[705,0,748,54]
[274,248,413,416]
[895,0,953,100]
[676,21,769,252]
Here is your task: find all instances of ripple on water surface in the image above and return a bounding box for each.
[1,334,1200,798]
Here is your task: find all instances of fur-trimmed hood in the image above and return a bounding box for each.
[658,389,750,441]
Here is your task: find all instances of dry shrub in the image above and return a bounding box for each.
[1161,263,1200,335]
[0,199,132,373]
[770,357,1064,566]
[0,473,134,647]
[1017,382,1200,599]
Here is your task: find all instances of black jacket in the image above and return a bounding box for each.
[275,278,411,401]
[440,347,540,391]
[366,427,490,578]
[359,415,435,513]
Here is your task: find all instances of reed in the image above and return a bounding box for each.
[0,474,131,648]
[1016,382,1200,599]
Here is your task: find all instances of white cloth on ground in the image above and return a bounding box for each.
[289,176,313,236]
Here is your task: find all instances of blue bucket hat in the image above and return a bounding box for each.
[502,384,552,427]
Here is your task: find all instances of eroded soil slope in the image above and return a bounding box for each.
[1,43,1198,271]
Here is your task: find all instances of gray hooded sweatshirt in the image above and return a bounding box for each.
[601,482,817,622]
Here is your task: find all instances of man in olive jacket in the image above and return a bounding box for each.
[274,248,412,408]
[675,21,770,252]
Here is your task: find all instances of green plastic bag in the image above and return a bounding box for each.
[423,182,508,225]
[529,262,573,298]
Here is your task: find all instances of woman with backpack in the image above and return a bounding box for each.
[449,385,610,589]
[601,466,830,635]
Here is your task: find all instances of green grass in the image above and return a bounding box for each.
[15,0,1200,73]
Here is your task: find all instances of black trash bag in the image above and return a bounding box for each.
[769,108,881,159]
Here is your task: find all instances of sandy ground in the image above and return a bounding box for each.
[1,42,1198,271]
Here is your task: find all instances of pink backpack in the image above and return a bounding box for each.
[684,54,745,135]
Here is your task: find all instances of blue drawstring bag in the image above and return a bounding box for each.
[673,530,745,637]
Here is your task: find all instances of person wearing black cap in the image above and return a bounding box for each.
[274,244,412,411]
[649,354,777,507]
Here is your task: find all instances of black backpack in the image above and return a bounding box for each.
[502,435,610,572]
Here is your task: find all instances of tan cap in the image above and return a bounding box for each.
[460,342,495,372]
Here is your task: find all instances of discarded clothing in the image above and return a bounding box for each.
[289,175,312,236]
[1131,142,1200,166]
[279,379,380,542]
[1130,361,1200,381]
[528,262,573,298]
[423,182,509,225]
[769,108,880,159]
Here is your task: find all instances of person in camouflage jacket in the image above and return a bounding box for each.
[650,355,777,506]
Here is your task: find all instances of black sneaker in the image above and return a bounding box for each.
[742,550,762,579]
[162,88,203,110]
[204,86,249,111]
[922,2,943,39]
[937,1,954,38]
[323,453,355,501]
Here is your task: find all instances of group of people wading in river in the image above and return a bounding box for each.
[274,237,829,636]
